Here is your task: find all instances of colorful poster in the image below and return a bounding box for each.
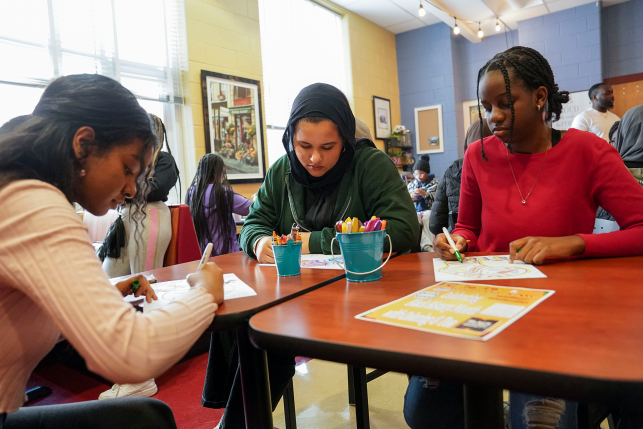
[433,255,546,282]
[355,282,554,341]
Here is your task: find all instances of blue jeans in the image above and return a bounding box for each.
[404,377,582,429]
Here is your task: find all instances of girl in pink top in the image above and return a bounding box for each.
[0,74,223,429]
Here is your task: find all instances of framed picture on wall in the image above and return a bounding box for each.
[373,96,391,139]
[201,70,265,183]
[415,104,444,154]
[462,99,486,134]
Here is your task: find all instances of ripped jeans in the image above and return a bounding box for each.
[404,376,581,429]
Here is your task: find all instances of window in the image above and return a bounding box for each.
[258,0,347,166]
[0,0,189,203]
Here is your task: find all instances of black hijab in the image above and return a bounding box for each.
[282,83,374,229]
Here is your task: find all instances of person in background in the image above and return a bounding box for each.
[97,114,180,400]
[407,154,438,251]
[0,74,223,429]
[186,153,252,256]
[570,82,620,141]
[430,120,492,235]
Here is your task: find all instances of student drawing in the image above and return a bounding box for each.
[300,255,344,268]
[437,261,529,279]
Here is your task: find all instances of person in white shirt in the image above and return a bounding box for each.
[570,82,620,141]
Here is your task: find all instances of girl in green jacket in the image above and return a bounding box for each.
[240,83,419,263]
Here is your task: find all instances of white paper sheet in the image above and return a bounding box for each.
[258,254,345,270]
[143,273,257,313]
[433,255,546,282]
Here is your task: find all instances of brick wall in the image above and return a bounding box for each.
[396,24,458,178]
[602,0,643,79]
[518,3,602,92]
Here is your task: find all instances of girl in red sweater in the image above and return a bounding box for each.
[407,46,643,429]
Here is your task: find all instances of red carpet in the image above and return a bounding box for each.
[25,354,311,428]
[26,353,223,429]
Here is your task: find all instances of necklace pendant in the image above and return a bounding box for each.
[522,200,526,205]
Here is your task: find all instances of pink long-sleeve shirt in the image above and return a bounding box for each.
[0,180,217,413]
[452,129,643,256]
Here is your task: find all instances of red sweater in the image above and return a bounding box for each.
[452,129,643,257]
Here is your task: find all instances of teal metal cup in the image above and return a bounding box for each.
[331,230,392,282]
[272,239,302,276]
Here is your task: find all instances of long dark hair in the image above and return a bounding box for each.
[186,153,235,256]
[476,46,570,160]
[0,74,156,202]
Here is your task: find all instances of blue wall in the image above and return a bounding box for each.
[396,24,458,178]
[602,0,643,78]
[394,1,628,179]
[519,2,602,93]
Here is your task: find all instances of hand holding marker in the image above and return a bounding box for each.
[442,227,463,263]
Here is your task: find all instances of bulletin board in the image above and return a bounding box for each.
[415,104,444,154]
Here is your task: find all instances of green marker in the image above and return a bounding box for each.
[131,279,140,294]
[442,227,463,263]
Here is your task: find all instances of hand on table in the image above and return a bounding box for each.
[187,262,224,305]
[433,233,468,261]
[255,236,274,264]
[115,275,157,303]
[509,236,586,265]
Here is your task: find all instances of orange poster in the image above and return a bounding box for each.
[355,282,554,341]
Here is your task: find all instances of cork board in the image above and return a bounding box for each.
[414,105,444,154]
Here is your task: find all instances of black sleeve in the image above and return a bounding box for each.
[147,151,179,202]
[429,178,449,236]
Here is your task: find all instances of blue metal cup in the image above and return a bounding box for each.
[272,239,302,276]
[333,230,390,282]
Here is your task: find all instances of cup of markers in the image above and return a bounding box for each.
[272,227,303,276]
[331,216,393,282]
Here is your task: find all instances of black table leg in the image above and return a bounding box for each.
[237,327,273,429]
[463,384,503,429]
[353,366,370,429]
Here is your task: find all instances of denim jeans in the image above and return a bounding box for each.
[403,376,465,429]
[509,392,578,429]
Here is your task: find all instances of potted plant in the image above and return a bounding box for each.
[389,125,406,146]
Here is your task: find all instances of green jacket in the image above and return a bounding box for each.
[240,146,420,257]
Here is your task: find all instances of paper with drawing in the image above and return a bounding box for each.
[144,273,256,313]
[433,255,546,282]
[259,254,344,270]
[355,281,554,340]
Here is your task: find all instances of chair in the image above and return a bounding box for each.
[163,204,202,266]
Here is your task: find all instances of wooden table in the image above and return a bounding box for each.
[131,251,346,429]
[249,252,643,429]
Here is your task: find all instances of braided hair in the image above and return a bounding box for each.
[476,46,570,160]
[186,153,235,256]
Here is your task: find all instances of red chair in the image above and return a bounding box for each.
[164,204,202,267]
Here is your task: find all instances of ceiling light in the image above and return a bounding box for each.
[453,17,460,35]
[419,4,425,17]
[496,19,501,32]
[478,22,484,38]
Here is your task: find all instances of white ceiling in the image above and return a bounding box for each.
[331,0,628,42]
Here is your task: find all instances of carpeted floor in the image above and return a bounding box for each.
[26,352,224,429]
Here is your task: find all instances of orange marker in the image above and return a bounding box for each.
[381,220,387,230]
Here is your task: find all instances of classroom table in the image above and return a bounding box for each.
[249,252,643,429]
[127,251,346,429]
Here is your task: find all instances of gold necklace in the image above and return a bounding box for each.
[506,144,550,205]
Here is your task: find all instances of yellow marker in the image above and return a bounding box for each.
[351,218,359,233]
[359,226,365,232]
[342,222,347,233]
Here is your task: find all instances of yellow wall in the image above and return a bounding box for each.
[343,12,401,151]
[183,0,401,195]
[184,0,264,197]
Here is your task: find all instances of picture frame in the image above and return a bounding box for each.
[201,70,265,183]
[414,104,444,154]
[373,96,391,139]
[462,99,486,134]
